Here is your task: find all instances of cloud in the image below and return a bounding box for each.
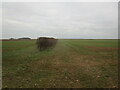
[2,2,118,39]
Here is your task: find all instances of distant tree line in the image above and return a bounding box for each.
[9,37,31,40]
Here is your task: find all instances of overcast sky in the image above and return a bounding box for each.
[2,2,118,39]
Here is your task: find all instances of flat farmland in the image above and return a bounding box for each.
[2,39,118,88]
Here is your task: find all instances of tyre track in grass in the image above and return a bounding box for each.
[27,40,82,88]
[62,40,118,88]
[54,40,97,87]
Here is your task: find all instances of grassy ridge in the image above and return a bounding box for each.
[2,39,118,88]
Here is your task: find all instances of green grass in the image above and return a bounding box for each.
[2,39,118,88]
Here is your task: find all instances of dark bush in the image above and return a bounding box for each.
[36,37,58,51]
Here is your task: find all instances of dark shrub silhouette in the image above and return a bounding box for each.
[36,37,58,51]
[9,38,14,40]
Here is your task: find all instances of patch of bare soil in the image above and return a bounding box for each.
[86,46,119,51]
[2,48,17,52]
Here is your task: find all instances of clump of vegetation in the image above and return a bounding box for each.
[36,37,58,51]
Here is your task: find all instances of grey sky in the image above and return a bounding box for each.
[2,2,118,39]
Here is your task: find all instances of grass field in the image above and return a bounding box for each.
[2,39,118,88]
